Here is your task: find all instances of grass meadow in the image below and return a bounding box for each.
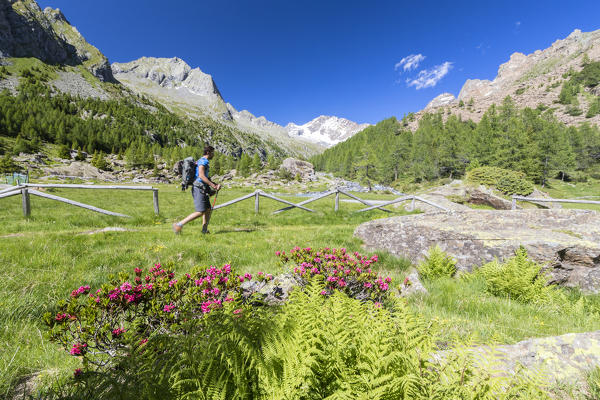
[1,180,599,396]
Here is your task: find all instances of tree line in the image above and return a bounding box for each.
[311,96,600,187]
[0,67,286,172]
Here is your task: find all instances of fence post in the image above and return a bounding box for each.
[511,196,517,210]
[335,190,339,212]
[153,189,160,215]
[21,188,30,217]
[410,196,415,211]
[255,191,260,214]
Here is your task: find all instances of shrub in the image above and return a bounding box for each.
[417,245,457,280]
[467,248,566,312]
[278,246,392,302]
[45,278,552,399]
[277,167,293,181]
[91,151,109,171]
[0,154,18,173]
[57,144,71,159]
[45,262,265,370]
[467,166,534,195]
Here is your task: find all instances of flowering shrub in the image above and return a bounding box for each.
[45,262,251,367]
[277,246,392,302]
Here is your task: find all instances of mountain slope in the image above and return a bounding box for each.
[0,0,113,81]
[112,56,325,157]
[416,28,600,129]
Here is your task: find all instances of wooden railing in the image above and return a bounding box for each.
[511,195,600,210]
[0,183,159,218]
[213,188,449,214]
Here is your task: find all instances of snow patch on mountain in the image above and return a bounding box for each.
[285,116,370,147]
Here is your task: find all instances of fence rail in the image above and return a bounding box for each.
[511,196,600,210]
[212,188,448,215]
[0,183,159,218]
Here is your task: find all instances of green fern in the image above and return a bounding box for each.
[417,245,457,281]
[469,247,566,312]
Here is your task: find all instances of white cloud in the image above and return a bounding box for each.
[395,54,425,72]
[406,62,453,89]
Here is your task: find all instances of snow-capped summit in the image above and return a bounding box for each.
[285,116,370,147]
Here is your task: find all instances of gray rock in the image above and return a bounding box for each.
[281,158,315,182]
[241,273,302,305]
[435,330,600,388]
[398,270,428,297]
[355,209,600,293]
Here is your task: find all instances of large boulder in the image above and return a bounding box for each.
[355,209,600,293]
[280,158,315,181]
[435,330,600,388]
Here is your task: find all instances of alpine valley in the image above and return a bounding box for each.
[0,0,600,188]
[0,0,370,166]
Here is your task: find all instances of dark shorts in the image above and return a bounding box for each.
[191,185,211,212]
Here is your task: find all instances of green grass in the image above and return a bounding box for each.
[0,184,411,396]
[408,277,600,345]
[1,182,600,396]
[4,58,59,81]
[539,178,600,211]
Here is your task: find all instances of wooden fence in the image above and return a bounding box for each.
[0,183,159,218]
[213,188,449,214]
[511,195,600,210]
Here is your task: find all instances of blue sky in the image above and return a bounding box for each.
[38,0,600,126]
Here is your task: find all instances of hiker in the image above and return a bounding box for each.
[173,146,221,234]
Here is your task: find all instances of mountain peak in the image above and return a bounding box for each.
[0,0,114,81]
[286,115,370,147]
[418,28,600,129]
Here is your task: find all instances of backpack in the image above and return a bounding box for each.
[180,157,197,191]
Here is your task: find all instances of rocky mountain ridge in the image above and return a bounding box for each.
[112,56,366,153]
[418,28,600,129]
[0,0,114,81]
[112,57,231,120]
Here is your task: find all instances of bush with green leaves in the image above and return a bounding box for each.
[91,151,109,171]
[44,262,269,370]
[44,278,551,400]
[466,248,566,312]
[467,166,534,195]
[278,246,392,302]
[0,154,18,173]
[417,245,457,280]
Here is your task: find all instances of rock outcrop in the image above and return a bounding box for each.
[412,29,600,130]
[0,0,114,81]
[436,330,600,389]
[112,57,230,119]
[280,158,316,181]
[355,209,600,293]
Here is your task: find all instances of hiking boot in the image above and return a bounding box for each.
[202,230,210,235]
[173,223,182,235]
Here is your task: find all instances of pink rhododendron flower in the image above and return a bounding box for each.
[112,328,126,336]
[233,309,242,314]
[74,368,82,378]
[134,267,143,276]
[70,343,87,356]
[163,303,175,313]
[168,280,177,287]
